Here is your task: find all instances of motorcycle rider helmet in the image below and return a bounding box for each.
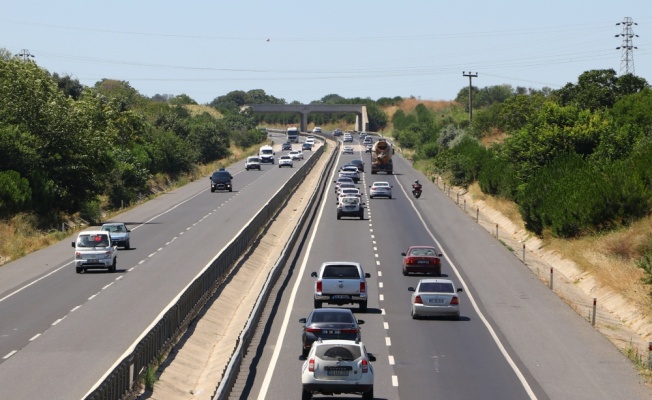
[414,180,420,184]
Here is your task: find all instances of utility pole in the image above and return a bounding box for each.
[615,17,638,75]
[15,49,35,62]
[462,71,478,123]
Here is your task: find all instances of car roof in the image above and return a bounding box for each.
[101,223,124,226]
[311,307,354,315]
[312,339,363,347]
[79,230,108,235]
[418,278,454,284]
[409,245,436,249]
[372,181,390,185]
[350,159,363,164]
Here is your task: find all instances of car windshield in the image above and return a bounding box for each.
[323,265,360,279]
[310,311,354,324]
[410,248,436,256]
[77,234,109,248]
[419,282,454,293]
[211,171,231,182]
[373,182,389,188]
[248,157,259,162]
[341,197,359,205]
[101,225,124,233]
[316,345,361,361]
[260,149,273,155]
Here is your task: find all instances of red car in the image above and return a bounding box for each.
[401,246,443,276]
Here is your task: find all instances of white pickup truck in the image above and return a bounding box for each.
[71,230,118,273]
[310,262,371,312]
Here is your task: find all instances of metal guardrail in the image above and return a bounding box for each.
[213,138,339,400]
[84,142,332,400]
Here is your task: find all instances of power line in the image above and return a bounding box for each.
[615,17,638,75]
[462,72,478,122]
[15,49,35,62]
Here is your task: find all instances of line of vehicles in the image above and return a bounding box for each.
[300,132,464,399]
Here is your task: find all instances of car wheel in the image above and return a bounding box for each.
[362,387,374,400]
[402,268,408,276]
[314,300,322,309]
[302,345,310,358]
[76,267,82,274]
[359,301,368,313]
[337,213,341,220]
[359,213,364,220]
[302,388,312,400]
[229,188,232,192]
[370,195,374,199]
[109,259,117,273]
[411,307,418,319]
[125,241,130,250]
[210,188,215,193]
[389,195,392,199]
[452,314,460,321]
[279,165,281,168]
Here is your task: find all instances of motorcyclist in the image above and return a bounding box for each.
[412,180,422,191]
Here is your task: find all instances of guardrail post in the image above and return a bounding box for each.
[648,342,652,369]
[476,208,479,222]
[463,199,466,211]
[457,193,460,205]
[549,267,553,290]
[495,223,499,238]
[591,298,597,326]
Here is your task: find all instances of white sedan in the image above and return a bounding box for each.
[278,155,294,168]
[289,150,303,160]
[408,278,463,320]
[369,181,392,199]
[342,146,354,154]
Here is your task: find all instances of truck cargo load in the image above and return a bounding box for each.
[370,139,393,174]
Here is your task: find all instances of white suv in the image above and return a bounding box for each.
[301,339,376,400]
[245,156,261,170]
[71,230,118,273]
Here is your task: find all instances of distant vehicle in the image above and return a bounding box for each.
[71,230,117,273]
[370,139,393,174]
[299,308,364,357]
[401,246,443,276]
[365,144,372,153]
[408,278,463,320]
[259,145,275,164]
[333,128,343,136]
[301,339,376,400]
[278,155,294,168]
[359,132,367,140]
[363,136,373,145]
[343,133,353,143]
[100,222,131,249]
[282,142,292,151]
[245,156,261,171]
[337,187,362,203]
[310,261,371,311]
[302,142,313,151]
[336,183,357,196]
[210,168,233,192]
[312,127,322,133]
[306,137,316,146]
[369,181,392,199]
[350,159,365,172]
[336,196,365,220]
[342,146,354,154]
[287,126,300,143]
[334,177,355,193]
[289,150,303,160]
[338,165,360,183]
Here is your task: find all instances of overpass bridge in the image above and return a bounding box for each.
[248,104,368,132]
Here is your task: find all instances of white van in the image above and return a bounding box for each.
[259,145,275,164]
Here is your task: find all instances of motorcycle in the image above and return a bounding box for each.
[412,185,422,199]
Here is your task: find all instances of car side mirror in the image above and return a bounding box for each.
[457,288,464,293]
[357,320,365,325]
[438,253,442,257]
[367,353,377,362]
[299,355,307,361]
[310,272,318,278]
[364,273,371,278]
[408,287,415,292]
[400,252,406,256]
[299,318,306,323]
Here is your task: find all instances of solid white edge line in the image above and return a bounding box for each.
[396,176,538,400]
[257,146,343,400]
[29,333,41,341]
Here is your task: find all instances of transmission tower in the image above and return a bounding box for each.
[615,17,638,75]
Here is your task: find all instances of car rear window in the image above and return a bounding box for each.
[419,282,454,293]
[315,344,362,360]
[323,265,361,279]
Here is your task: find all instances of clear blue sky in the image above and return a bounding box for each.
[2,1,650,105]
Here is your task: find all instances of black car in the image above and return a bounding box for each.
[209,168,233,192]
[299,308,364,357]
[349,159,365,172]
[282,141,292,151]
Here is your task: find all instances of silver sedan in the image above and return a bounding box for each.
[408,278,463,320]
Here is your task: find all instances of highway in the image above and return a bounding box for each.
[231,133,650,400]
[0,134,317,399]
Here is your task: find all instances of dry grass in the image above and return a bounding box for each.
[467,182,524,228]
[184,104,222,119]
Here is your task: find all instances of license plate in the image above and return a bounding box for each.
[327,370,349,376]
[417,260,430,264]
[332,295,350,300]
[323,330,341,335]
[429,298,445,304]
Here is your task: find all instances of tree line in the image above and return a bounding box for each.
[393,69,651,239]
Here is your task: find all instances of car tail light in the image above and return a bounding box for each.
[305,327,321,333]
[361,359,369,373]
[308,358,315,372]
[405,257,414,265]
[341,328,358,334]
[414,295,423,304]
[434,258,441,266]
[450,296,459,305]
[360,281,366,293]
[316,281,322,293]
